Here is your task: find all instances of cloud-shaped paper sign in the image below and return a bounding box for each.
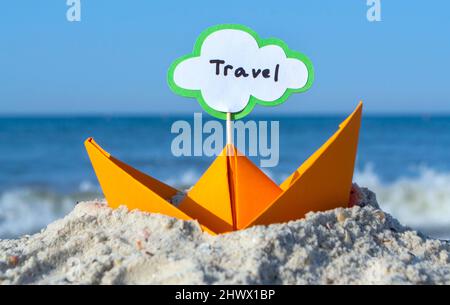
[168,24,314,120]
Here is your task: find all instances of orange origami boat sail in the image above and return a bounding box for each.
[246,101,362,228]
[85,102,363,234]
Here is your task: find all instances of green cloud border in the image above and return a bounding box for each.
[167,24,315,120]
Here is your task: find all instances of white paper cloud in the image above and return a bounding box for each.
[169,26,313,118]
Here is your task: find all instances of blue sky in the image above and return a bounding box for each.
[1,0,449,115]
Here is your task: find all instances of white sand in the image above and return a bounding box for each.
[1,185,449,285]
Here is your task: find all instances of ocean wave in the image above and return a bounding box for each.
[355,165,450,239]
[164,169,200,189]
[0,186,101,239]
[2,167,450,239]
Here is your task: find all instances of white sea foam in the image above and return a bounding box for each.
[164,169,200,188]
[355,165,450,239]
[1,168,450,239]
[0,187,100,239]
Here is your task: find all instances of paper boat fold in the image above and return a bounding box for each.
[85,102,362,234]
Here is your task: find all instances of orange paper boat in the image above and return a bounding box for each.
[85,102,362,234]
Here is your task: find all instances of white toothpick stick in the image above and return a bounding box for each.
[226,112,233,146]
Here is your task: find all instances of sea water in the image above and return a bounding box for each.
[1,115,449,239]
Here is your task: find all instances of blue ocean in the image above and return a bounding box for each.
[1,115,450,239]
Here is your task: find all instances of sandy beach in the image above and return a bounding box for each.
[1,185,449,285]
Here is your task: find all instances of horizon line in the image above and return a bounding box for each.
[1,111,450,118]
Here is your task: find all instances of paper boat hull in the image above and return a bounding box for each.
[84,138,216,234]
[85,102,362,234]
